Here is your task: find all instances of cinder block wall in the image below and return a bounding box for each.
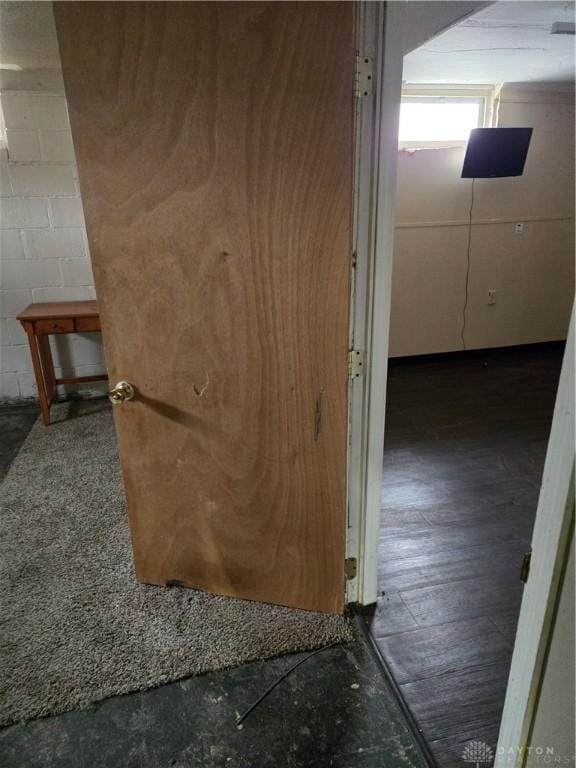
[0,90,106,401]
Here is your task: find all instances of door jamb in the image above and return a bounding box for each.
[495,310,575,766]
[347,0,496,609]
[346,0,405,605]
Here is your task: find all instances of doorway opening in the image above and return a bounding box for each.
[361,2,575,764]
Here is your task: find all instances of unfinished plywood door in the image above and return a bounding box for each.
[54,1,354,613]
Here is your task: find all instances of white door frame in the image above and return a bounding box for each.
[495,310,575,766]
[347,0,495,607]
[347,0,489,604]
[346,0,404,605]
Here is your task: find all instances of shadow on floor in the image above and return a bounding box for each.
[0,402,39,481]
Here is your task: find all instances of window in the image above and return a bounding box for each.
[399,88,494,148]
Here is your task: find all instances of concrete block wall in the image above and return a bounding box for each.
[0,90,106,401]
[390,83,575,356]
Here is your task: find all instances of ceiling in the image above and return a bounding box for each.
[403,1,576,85]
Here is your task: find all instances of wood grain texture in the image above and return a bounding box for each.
[19,302,105,425]
[401,663,511,743]
[54,2,354,613]
[17,301,99,321]
[377,617,514,685]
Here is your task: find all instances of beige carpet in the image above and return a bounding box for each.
[0,400,352,726]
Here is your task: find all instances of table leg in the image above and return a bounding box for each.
[22,322,51,426]
[37,334,56,408]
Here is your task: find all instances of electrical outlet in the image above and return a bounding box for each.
[487,289,497,305]
[515,222,524,234]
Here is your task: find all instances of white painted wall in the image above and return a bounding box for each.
[389,83,575,357]
[0,88,105,401]
[527,527,575,765]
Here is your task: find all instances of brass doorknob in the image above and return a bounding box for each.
[108,380,136,405]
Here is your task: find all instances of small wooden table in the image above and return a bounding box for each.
[18,301,108,426]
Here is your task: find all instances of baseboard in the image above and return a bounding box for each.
[389,339,566,366]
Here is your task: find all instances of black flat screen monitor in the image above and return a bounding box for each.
[461,127,533,178]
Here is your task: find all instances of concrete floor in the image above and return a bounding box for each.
[0,640,429,768]
[0,401,427,768]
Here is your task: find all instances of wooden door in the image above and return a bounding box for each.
[54,1,354,613]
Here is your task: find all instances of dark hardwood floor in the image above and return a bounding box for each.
[365,343,564,768]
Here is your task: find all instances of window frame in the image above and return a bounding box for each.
[398,85,496,149]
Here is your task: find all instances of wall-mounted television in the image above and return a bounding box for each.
[461,127,533,178]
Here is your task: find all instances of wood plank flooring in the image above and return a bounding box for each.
[365,343,564,767]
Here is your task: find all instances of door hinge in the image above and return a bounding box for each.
[354,54,373,98]
[345,557,357,580]
[348,350,365,378]
[520,550,532,583]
